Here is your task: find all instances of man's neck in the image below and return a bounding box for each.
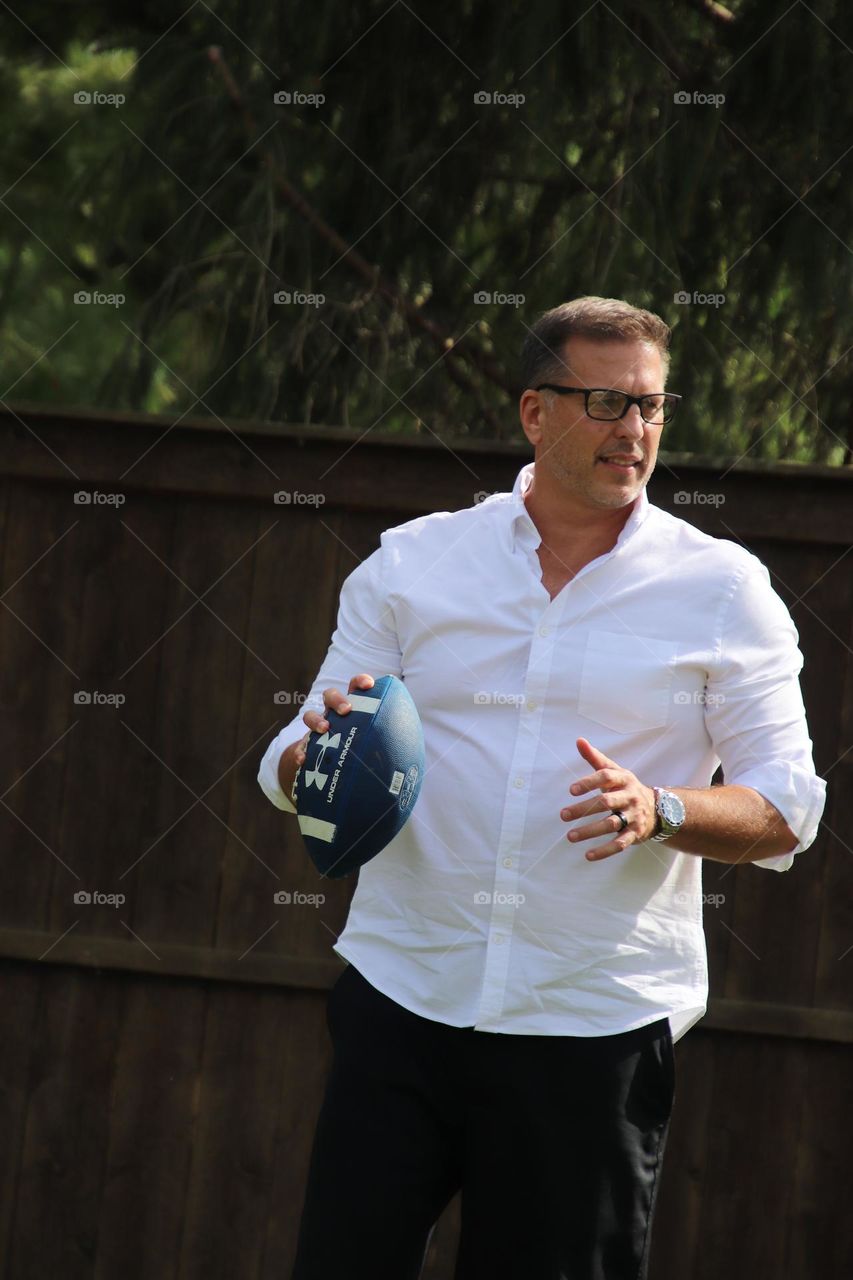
[523,472,637,563]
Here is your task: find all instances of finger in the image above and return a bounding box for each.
[584,840,628,862]
[321,686,353,715]
[567,810,630,843]
[348,673,375,694]
[569,767,621,797]
[561,789,631,822]
[576,737,616,770]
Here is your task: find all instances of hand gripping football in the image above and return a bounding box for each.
[294,674,425,878]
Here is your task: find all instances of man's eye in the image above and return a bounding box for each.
[589,391,625,415]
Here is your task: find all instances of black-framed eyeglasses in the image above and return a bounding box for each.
[535,384,682,425]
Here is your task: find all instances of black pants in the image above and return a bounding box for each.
[291,964,676,1280]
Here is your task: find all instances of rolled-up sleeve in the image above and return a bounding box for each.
[257,541,404,813]
[703,559,827,872]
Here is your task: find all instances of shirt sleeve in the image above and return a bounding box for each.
[702,558,827,872]
[257,541,404,813]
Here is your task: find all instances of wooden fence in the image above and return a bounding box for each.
[1,401,851,1278]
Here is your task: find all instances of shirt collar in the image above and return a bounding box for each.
[506,460,651,556]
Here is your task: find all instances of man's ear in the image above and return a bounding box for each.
[519,388,544,447]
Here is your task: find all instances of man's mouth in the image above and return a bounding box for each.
[597,456,642,471]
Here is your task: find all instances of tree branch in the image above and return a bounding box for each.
[207,46,513,398]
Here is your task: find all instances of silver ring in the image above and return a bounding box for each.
[613,809,629,832]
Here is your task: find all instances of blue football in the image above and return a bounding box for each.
[294,674,425,878]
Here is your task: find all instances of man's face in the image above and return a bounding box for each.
[520,337,667,512]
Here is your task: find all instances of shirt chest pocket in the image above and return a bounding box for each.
[576,630,681,735]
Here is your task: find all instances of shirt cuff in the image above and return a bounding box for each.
[257,732,302,814]
[729,761,827,872]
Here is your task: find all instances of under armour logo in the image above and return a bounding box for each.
[304,731,341,790]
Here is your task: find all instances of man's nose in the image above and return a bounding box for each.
[614,405,645,439]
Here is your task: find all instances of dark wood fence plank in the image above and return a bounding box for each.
[647,1031,717,1280]
[178,985,331,1280]
[0,964,43,1277]
[47,498,176,947]
[128,501,258,950]
[0,484,85,934]
[94,977,207,1280]
[7,968,122,1279]
[258,985,339,1279]
[693,1034,810,1278]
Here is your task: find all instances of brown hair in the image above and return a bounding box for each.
[519,296,671,391]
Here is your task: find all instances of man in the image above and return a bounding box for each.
[258,296,826,1280]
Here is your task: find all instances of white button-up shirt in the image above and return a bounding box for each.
[258,462,826,1042]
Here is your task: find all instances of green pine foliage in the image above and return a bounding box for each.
[0,0,850,462]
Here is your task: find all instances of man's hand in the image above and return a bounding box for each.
[277,673,376,801]
[561,737,657,862]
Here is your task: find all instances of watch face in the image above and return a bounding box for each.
[661,792,686,825]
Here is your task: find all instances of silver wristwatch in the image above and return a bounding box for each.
[650,787,686,843]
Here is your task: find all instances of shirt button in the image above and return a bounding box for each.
[538,624,551,637]
[513,776,525,789]
[493,934,505,945]
[502,856,514,868]
[526,699,537,712]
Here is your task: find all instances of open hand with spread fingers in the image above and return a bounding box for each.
[561,737,658,861]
